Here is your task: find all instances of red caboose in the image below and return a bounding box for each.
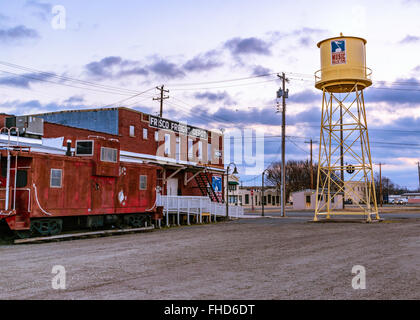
[0,134,162,238]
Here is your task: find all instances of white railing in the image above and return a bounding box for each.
[156,195,244,226]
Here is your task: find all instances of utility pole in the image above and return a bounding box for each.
[310,139,313,190]
[417,162,420,191]
[277,73,289,218]
[153,85,169,118]
[340,105,345,210]
[379,162,383,207]
[261,173,265,217]
[305,139,314,190]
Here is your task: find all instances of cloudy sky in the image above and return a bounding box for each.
[2,0,420,188]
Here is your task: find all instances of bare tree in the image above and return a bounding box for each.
[374,173,409,203]
[265,160,318,201]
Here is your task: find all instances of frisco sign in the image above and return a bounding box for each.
[149,116,208,139]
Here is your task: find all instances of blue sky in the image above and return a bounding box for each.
[2,0,420,188]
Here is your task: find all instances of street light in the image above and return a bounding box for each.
[261,168,269,217]
[226,162,238,219]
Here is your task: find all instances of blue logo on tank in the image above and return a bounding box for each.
[331,40,345,53]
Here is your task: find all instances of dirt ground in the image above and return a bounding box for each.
[0,216,419,300]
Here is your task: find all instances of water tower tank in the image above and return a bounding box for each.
[315,34,372,93]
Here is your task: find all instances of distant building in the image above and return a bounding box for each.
[238,186,280,207]
[344,181,366,204]
[400,193,420,204]
[291,189,343,210]
[224,174,240,205]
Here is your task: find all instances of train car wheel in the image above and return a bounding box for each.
[15,229,34,239]
[125,214,146,228]
[48,220,63,235]
[32,219,63,236]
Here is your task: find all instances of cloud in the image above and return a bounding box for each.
[0,99,65,115]
[25,0,52,21]
[0,14,9,22]
[184,104,320,128]
[291,27,326,36]
[85,56,123,77]
[86,56,186,80]
[194,91,236,105]
[367,78,420,104]
[251,65,272,76]
[299,36,312,47]
[85,56,148,79]
[399,35,420,44]
[147,59,185,79]
[63,95,84,104]
[224,37,272,56]
[269,27,326,43]
[0,25,39,42]
[0,72,55,88]
[183,50,223,72]
[288,107,320,124]
[289,90,319,104]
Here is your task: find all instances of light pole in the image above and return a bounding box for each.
[261,168,269,217]
[226,162,238,219]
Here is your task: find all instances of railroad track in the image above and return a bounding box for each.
[14,225,156,244]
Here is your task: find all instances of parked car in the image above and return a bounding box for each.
[391,198,407,205]
[399,198,408,205]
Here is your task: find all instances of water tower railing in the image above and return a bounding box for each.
[314,66,372,85]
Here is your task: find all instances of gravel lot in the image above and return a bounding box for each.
[0,216,419,300]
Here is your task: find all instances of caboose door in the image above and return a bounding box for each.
[91,176,116,212]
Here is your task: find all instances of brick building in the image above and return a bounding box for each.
[5,107,226,201]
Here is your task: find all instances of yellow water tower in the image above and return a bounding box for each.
[313,33,380,222]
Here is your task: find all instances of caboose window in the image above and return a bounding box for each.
[50,169,62,188]
[76,140,94,156]
[139,175,147,190]
[16,170,28,188]
[100,147,118,163]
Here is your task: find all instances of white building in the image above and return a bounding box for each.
[344,181,366,204]
[224,174,240,205]
[238,186,280,207]
[292,189,343,210]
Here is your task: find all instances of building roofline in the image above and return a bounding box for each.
[44,121,120,138]
[26,106,120,117]
[27,106,221,136]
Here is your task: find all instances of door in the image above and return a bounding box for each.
[167,178,178,195]
[91,176,116,211]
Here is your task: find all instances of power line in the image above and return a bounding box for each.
[100,88,156,108]
[0,61,143,94]
[167,72,281,87]
[170,78,279,91]
[0,69,134,96]
[287,136,310,154]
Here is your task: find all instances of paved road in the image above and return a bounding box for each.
[245,210,420,220]
[0,216,419,300]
